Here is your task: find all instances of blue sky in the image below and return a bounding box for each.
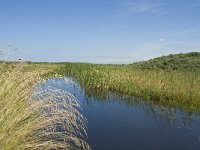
[0,0,200,63]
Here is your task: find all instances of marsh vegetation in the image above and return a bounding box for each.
[64,52,200,114]
[0,52,200,149]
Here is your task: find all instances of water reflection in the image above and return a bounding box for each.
[34,78,91,149]
[82,86,199,130]
[42,77,200,150]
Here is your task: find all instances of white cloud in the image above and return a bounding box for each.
[129,40,200,61]
[124,0,166,15]
[159,38,165,42]
[166,26,200,37]
[183,0,200,8]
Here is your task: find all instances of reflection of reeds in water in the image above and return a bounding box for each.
[82,86,200,130]
[0,62,90,150]
[32,80,90,149]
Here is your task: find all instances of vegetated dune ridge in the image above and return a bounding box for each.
[133,52,200,71]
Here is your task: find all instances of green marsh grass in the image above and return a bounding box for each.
[64,62,200,114]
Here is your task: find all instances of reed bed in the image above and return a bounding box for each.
[0,62,90,150]
[64,63,200,114]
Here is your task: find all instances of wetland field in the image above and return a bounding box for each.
[1,52,200,149]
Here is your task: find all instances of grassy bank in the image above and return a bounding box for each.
[63,52,200,114]
[0,62,90,150]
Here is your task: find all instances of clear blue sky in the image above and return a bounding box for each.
[0,0,200,63]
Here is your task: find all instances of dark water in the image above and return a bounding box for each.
[41,77,200,150]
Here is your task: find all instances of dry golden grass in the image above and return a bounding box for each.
[0,62,90,150]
